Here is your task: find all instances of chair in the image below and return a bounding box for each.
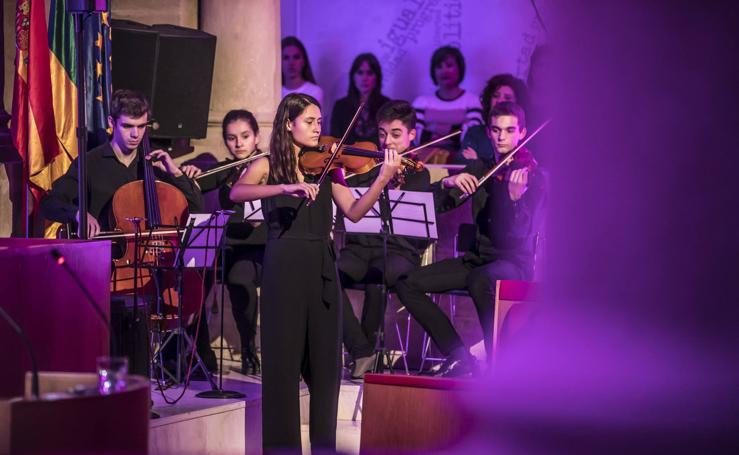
[340,241,437,376]
[390,241,436,374]
[417,223,543,370]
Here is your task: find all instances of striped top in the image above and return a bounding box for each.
[412,89,483,149]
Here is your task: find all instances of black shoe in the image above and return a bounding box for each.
[351,353,377,379]
[247,352,261,375]
[434,349,477,378]
[240,348,261,376]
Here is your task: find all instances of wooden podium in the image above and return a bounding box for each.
[360,374,474,452]
[0,372,150,454]
[0,239,111,398]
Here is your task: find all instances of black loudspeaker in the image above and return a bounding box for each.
[111,20,216,139]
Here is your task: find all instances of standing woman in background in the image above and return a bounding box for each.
[330,53,390,146]
[281,36,324,107]
[229,93,400,451]
[412,45,483,162]
[458,73,529,163]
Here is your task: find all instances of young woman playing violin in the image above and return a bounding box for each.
[179,109,266,375]
[229,93,400,452]
[395,101,546,377]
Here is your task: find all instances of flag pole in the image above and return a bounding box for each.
[70,9,88,239]
[67,1,110,239]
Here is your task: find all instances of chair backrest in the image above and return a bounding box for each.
[419,241,437,266]
[453,223,477,256]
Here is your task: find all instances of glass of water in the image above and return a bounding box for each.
[96,356,128,395]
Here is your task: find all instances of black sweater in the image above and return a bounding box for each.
[330,94,390,146]
[195,160,266,246]
[433,152,547,274]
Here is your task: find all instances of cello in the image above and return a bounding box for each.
[109,131,203,331]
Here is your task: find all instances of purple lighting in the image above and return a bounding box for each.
[446,1,739,453]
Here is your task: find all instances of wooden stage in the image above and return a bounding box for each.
[149,359,365,455]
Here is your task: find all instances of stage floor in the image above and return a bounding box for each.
[149,359,364,454]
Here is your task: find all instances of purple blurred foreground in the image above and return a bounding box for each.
[446,2,739,453]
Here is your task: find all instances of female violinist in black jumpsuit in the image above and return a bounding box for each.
[229,93,401,452]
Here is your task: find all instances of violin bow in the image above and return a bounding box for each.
[460,119,551,200]
[402,130,461,158]
[194,151,271,181]
[344,130,462,181]
[304,100,367,206]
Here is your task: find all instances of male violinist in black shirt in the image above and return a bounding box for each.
[338,100,431,379]
[395,101,546,377]
[41,89,203,236]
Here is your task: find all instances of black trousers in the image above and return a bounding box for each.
[224,245,263,354]
[395,255,524,361]
[170,245,263,371]
[261,239,341,451]
[338,244,418,360]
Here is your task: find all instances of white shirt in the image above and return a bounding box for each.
[282,81,324,108]
[412,90,483,145]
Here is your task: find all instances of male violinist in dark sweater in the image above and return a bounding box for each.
[339,100,431,379]
[395,101,546,376]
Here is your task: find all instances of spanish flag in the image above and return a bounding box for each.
[11,0,67,208]
[11,0,111,237]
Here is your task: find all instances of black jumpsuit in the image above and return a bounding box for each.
[260,174,342,451]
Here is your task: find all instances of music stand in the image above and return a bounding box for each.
[339,187,437,373]
[243,200,264,222]
[188,211,246,399]
[145,217,216,390]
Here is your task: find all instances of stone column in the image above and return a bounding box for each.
[188,0,282,162]
[1,1,21,237]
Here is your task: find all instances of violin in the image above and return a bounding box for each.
[492,147,538,183]
[461,119,550,199]
[299,136,424,176]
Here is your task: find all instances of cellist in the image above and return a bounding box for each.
[40,89,203,238]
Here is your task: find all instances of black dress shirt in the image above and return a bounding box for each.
[40,142,204,231]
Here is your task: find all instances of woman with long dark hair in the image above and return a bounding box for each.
[281,36,324,107]
[330,53,390,146]
[229,93,400,452]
